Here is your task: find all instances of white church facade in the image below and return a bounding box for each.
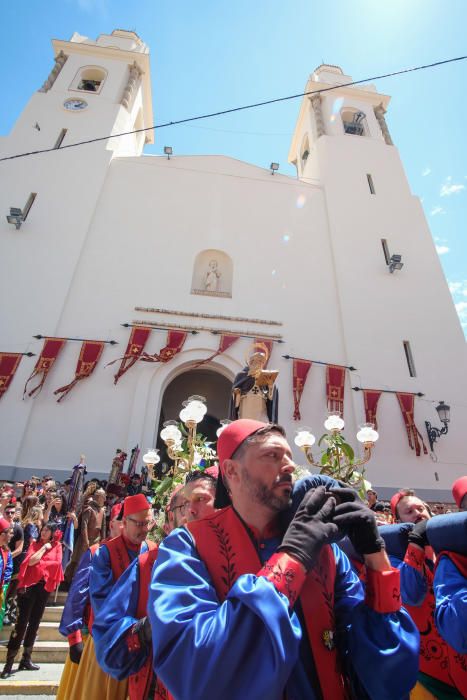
[1,30,466,501]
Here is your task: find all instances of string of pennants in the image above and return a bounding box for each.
[0,329,428,456]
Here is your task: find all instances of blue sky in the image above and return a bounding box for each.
[1,0,466,334]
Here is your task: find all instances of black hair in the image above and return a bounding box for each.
[185,471,217,488]
[41,521,59,539]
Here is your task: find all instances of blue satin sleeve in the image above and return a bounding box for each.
[89,544,114,615]
[3,551,13,583]
[59,549,92,636]
[148,527,302,700]
[433,556,467,653]
[93,556,149,679]
[334,546,420,699]
[390,554,427,606]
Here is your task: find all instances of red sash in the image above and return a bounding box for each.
[404,558,464,691]
[433,552,467,696]
[187,507,347,700]
[128,546,172,700]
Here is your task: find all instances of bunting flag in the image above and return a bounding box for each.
[192,333,240,368]
[326,364,346,415]
[54,340,105,402]
[0,353,23,400]
[396,392,428,457]
[292,359,312,420]
[254,338,274,367]
[23,338,66,398]
[108,326,152,385]
[140,330,187,363]
[363,389,382,429]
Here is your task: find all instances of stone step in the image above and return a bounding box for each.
[48,591,67,605]
[0,641,68,663]
[0,622,64,643]
[0,663,63,695]
[42,605,64,623]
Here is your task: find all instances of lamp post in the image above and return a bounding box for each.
[294,414,378,489]
[142,448,161,482]
[425,401,450,452]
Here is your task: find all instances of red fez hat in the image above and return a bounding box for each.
[123,494,151,517]
[110,503,123,521]
[452,476,467,508]
[215,419,268,508]
[390,491,408,518]
[0,518,11,533]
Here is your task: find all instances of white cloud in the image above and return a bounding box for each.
[436,245,450,255]
[430,206,444,216]
[422,167,431,176]
[440,176,465,197]
[448,280,467,296]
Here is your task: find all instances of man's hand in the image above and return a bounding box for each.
[407,520,428,550]
[278,486,339,571]
[69,641,84,664]
[132,616,152,647]
[331,496,384,556]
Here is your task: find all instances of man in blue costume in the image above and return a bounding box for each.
[93,474,217,700]
[148,419,419,700]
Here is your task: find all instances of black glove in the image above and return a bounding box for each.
[408,519,428,549]
[327,487,359,505]
[69,641,84,664]
[132,615,152,648]
[278,486,339,571]
[331,497,384,555]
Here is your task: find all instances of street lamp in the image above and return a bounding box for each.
[425,401,450,452]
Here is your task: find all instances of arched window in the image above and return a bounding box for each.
[300,134,310,170]
[341,109,368,136]
[71,66,107,93]
[191,249,233,298]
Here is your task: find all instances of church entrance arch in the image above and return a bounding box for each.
[155,368,232,468]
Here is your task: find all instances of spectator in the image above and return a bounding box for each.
[366,488,378,510]
[19,502,43,569]
[3,504,23,626]
[432,503,446,516]
[0,518,13,630]
[43,493,72,534]
[1,521,63,678]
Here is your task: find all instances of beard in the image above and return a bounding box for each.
[240,467,292,513]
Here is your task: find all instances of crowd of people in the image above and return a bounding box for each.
[0,420,465,699]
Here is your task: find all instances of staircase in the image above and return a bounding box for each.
[0,591,68,696]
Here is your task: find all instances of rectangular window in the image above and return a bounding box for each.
[54,129,67,149]
[367,173,375,194]
[381,239,390,265]
[22,193,37,221]
[403,341,416,377]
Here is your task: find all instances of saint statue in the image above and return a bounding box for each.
[229,343,279,423]
[204,259,221,292]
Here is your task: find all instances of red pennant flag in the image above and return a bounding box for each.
[54,340,105,402]
[23,338,66,398]
[140,330,187,363]
[292,359,312,420]
[396,392,428,457]
[326,365,346,416]
[193,334,240,368]
[363,390,382,429]
[254,338,274,367]
[0,353,23,400]
[108,326,152,385]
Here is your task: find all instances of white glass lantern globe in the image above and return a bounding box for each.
[180,397,207,424]
[160,422,182,443]
[324,414,345,431]
[294,429,316,448]
[143,448,160,465]
[356,424,379,444]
